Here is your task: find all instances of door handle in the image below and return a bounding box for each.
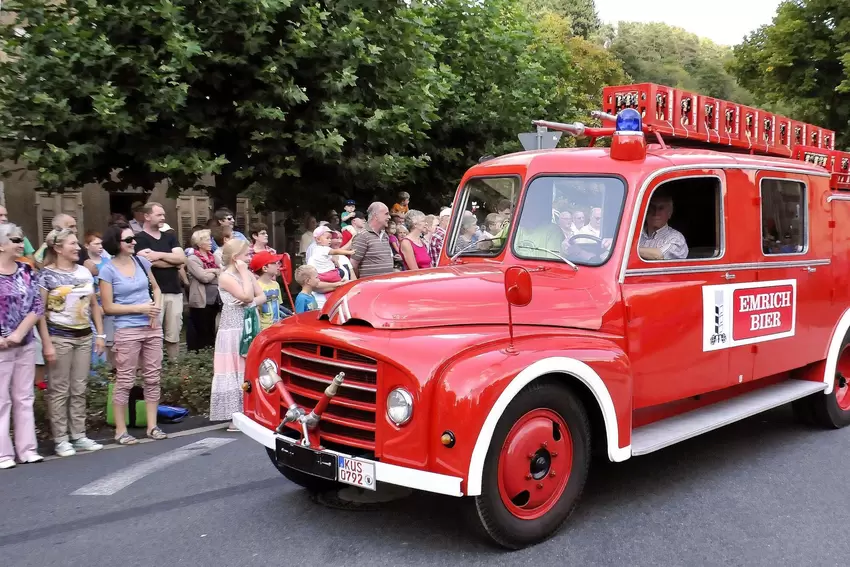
[803,266,816,273]
[723,272,736,280]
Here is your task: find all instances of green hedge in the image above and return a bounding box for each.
[34,348,216,438]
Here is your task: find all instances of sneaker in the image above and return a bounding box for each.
[55,441,76,458]
[21,453,44,464]
[72,437,103,452]
[0,458,15,470]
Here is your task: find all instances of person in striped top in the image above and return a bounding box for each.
[351,202,394,279]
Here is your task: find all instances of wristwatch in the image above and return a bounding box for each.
[96,334,107,340]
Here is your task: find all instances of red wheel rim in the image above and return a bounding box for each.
[497,408,573,520]
[836,345,850,412]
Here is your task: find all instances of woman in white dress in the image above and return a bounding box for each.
[209,240,265,430]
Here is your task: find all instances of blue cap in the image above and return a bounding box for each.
[615,108,642,133]
[345,199,356,205]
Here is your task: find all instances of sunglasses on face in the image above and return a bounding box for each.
[8,237,23,244]
[225,216,234,221]
[122,236,136,244]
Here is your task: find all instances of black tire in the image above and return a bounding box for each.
[474,381,591,550]
[796,334,850,429]
[265,448,340,492]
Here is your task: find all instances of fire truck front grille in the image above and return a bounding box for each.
[281,342,378,452]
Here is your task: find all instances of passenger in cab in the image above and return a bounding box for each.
[639,191,688,260]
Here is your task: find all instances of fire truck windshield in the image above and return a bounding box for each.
[513,176,626,267]
[447,176,519,258]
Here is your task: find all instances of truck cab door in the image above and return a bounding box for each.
[622,169,755,410]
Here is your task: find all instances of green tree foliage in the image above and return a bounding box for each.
[0,0,447,211]
[520,0,601,39]
[730,0,850,148]
[410,0,581,208]
[610,21,752,103]
[535,13,628,119]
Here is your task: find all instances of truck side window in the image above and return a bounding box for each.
[761,179,806,255]
[639,177,722,261]
[448,176,519,258]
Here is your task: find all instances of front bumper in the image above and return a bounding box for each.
[233,412,464,497]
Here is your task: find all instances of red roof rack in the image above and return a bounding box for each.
[599,83,847,189]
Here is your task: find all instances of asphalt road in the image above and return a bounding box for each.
[2,404,848,567]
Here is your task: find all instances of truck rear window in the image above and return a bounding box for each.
[513,176,626,266]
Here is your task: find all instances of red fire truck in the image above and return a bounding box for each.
[234,83,850,549]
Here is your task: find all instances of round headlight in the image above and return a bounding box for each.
[258,358,280,392]
[386,388,413,426]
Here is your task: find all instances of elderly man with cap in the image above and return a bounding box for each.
[129,201,146,234]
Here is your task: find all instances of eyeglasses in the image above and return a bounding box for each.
[121,236,136,244]
[225,216,234,221]
[8,237,23,244]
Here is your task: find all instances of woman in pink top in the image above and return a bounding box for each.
[399,210,432,270]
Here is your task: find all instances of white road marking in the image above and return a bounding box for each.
[71,437,235,496]
[43,423,234,462]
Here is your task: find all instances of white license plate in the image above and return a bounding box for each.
[336,456,376,491]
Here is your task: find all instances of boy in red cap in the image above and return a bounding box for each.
[249,250,284,330]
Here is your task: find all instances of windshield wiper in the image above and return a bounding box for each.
[450,237,499,263]
[515,242,578,271]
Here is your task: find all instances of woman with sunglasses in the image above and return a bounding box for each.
[0,223,44,469]
[37,228,106,457]
[99,223,166,444]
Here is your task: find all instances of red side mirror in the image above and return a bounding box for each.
[504,266,532,307]
[281,253,293,285]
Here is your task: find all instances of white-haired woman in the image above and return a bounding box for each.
[399,209,432,270]
[210,239,265,430]
[0,223,45,468]
[186,229,220,352]
[37,228,106,457]
[454,213,480,254]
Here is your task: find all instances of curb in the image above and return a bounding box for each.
[40,422,234,462]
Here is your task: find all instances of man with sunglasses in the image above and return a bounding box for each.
[210,208,248,252]
[639,191,688,261]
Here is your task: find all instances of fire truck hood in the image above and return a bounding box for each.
[320,264,604,330]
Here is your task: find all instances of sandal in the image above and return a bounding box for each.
[147,426,167,440]
[115,432,138,445]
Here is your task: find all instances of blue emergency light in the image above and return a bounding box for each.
[611,108,646,161]
[615,108,642,133]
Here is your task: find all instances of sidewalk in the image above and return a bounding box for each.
[36,415,230,456]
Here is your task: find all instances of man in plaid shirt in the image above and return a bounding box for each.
[429,207,451,266]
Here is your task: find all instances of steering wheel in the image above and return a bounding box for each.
[566,233,606,260]
[568,233,603,246]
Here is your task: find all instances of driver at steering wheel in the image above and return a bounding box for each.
[639,190,688,260]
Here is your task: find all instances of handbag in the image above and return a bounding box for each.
[239,306,260,357]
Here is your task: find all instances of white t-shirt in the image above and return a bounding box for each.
[312,255,354,309]
[38,265,96,334]
[299,231,313,256]
[308,245,335,274]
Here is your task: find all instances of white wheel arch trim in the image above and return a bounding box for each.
[823,307,850,395]
[466,357,630,497]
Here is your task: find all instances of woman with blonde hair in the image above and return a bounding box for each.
[37,228,106,457]
[399,209,432,270]
[186,229,221,352]
[210,239,265,430]
[0,223,44,468]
